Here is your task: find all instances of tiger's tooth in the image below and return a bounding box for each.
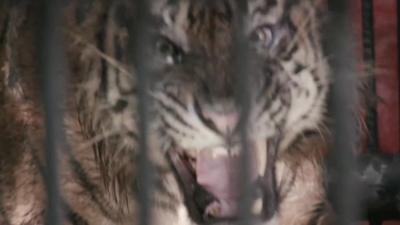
[256,140,267,176]
[252,197,263,215]
[211,146,229,158]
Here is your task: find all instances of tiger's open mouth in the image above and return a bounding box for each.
[167,140,278,223]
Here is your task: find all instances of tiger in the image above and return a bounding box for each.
[0,0,335,224]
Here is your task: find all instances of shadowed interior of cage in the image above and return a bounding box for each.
[37,0,363,225]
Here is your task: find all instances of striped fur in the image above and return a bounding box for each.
[0,0,334,224]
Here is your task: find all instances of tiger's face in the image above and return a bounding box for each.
[95,0,329,220]
[144,0,329,157]
[141,0,329,219]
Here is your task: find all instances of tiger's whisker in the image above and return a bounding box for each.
[65,30,133,78]
[76,129,123,151]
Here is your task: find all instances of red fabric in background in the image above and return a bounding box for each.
[352,0,400,155]
[374,0,399,154]
[351,0,400,154]
[352,1,399,224]
[384,222,400,225]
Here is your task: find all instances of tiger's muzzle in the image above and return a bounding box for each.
[166,108,280,224]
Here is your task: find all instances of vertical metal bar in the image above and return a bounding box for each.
[326,0,360,224]
[361,0,379,153]
[231,1,254,224]
[37,0,67,224]
[129,1,153,225]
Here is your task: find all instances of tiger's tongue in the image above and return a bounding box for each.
[196,146,260,218]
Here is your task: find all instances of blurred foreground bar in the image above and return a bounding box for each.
[38,0,67,224]
[326,0,361,224]
[129,1,154,225]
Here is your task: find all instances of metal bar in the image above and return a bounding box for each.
[129,1,153,225]
[231,1,255,224]
[361,0,379,153]
[37,0,67,224]
[325,0,361,224]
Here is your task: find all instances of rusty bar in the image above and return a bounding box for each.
[37,0,67,224]
[326,0,361,224]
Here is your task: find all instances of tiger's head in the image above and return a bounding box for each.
[145,0,329,155]
[80,0,329,220]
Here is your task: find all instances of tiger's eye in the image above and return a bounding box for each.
[157,39,174,55]
[251,26,274,48]
[156,38,183,65]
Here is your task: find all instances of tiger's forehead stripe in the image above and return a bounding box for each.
[154,1,235,55]
[154,0,303,36]
[248,0,285,26]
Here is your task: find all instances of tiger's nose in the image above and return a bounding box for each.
[202,110,240,134]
